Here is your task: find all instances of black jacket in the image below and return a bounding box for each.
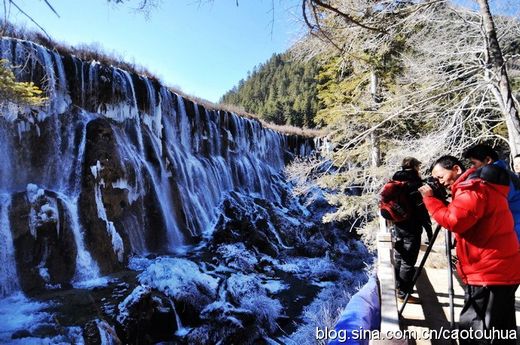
[392,169,431,233]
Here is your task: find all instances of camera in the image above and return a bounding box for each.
[423,177,448,201]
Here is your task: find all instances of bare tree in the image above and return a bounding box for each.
[297,0,520,158]
[475,0,520,155]
[286,1,520,239]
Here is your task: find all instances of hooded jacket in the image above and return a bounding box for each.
[494,160,520,242]
[423,165,520,285]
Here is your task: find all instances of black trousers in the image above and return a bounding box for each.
[459,284,518,345]
[393,223,421,296]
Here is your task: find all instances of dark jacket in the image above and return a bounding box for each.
[392,169,431,232]
[423,166,520,285]
[494,160,520,242]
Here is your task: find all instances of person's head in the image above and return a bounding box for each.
[431,155,466,188]
[462,144,499,169]
[401,157,421,172]
[514,154,520,174]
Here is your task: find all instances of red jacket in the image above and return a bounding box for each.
[423,168,520,285]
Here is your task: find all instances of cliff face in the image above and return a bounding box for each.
[0,37,315,295]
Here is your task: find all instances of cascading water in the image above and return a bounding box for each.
[0,194,18,297]
[0,36,315,292]
[61,195,101,284]
[0,35,378,345]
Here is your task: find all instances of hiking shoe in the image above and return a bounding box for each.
[397,294,421,304]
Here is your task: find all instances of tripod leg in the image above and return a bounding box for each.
[445,231,455,329]
[398,225,442,316]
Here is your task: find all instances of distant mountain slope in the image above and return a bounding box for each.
[220,53,320,128]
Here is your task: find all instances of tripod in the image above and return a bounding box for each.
[397,224,456,329]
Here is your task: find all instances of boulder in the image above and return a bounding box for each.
[295,235,331,258]
[211,192,294,257]
[115,285,176,344]
[9,188,77,293]
[137,258,218,326]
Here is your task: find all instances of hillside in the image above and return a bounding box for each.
[220,53,320,128]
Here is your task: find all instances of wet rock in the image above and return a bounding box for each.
[83,320,101,345]
[137,258,218,326]
[295,235,331,258]
[79,118,129,273]
[84,319,122,345]
[116,285,176,344]
[212,192,295,257]
[9,188,77,294]
[11,330,31,339]
[32,323,59,338]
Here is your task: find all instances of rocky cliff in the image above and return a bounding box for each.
[0,37,315,295]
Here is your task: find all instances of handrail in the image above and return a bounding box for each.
[327,215,407,344]
[376,215,402,335]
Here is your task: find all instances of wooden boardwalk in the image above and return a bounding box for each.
[395,241,520,344]
[377,220,520,345]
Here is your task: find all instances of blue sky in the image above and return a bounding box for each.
[5,0,303,102]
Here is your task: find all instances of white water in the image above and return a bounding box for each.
[170,298,191,337]
[59,194,101,285]
[94,184,125,262]
[0,37,314,291]
[0,194,19,297]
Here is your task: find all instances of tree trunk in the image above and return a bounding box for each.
[476,0,520,156]
[370,131,381,167]
[370,70,381,167]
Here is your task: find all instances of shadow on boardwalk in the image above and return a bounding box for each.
[396,243,520,345]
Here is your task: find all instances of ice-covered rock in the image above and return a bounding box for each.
[225,274,282,333]
[115,285,176,344]
[10,190,78,293]
[212,191,303,257]
[138,257,218,323]
[216,243,259,273]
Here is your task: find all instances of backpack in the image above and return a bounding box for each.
[379,180,412,222]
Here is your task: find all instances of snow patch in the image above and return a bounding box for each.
[117,285,151,325]
[260,279,288,294]
[138,258,218,300]
[276,256,342,281]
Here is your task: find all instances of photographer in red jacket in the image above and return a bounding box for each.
[418,155,520,344]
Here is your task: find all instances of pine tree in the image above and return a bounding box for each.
[220,53,320,128]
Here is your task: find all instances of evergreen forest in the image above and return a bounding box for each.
[220,53,320,128]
